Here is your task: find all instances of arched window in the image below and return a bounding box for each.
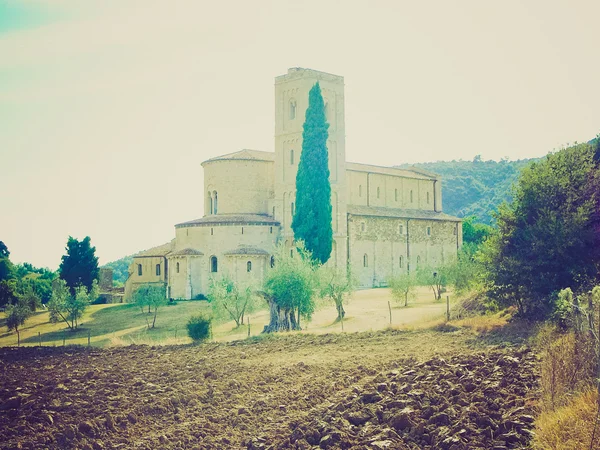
[290,149,294,165]
[247,261,252,272]
[410,190,414,203]
[427,226,431,236]
[361,222,366,232]
[137,264,142,276]
[156,264,161,276]
[291,202,295,216]
[399,224,404,235]
[289,100,296,120]
[176,262,180,273]
[359,185,362,197]
[395,189,398,202]
[377,187,380,199]
[209,192,213,215]
[210,256,218,273]
[399,256,404,268]
[213,191,218,214]
[270,256,275,268]
[363,254,368,267]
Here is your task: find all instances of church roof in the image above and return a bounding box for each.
[134,240,175,257]
[347,205,461,222]
[202,149,274,165]
[176,214,280,228]
[223,246,270,256]
[346,162,438,180]
[170,248,204,257]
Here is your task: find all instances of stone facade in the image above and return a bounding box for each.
[124,68,461,300]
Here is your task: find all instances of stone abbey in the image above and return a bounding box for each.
[124,68,462,300]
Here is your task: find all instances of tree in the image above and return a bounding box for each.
[292,82,333,265]
[481,142,600,317]
[18,282,41,312]
[59,236,99,295]
[0,280,18,308]
[208,276,257,328]
[260,242,320,333]
[5,299,32,344]
[0,241,15,282]
[133,283,167,329]
[321,267,356,321]
[417,263,453,301]
[48,278,97,330]
[388,271,419,307]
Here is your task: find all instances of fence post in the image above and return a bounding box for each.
[446,296,450,322]
[38,331,41,347]
[388,301,392,325]
[247,317,251,338]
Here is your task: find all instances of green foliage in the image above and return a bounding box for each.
[320,267,357,321]
[186,314,212,342]
[480,142,600,318]
[552,288,574,329]
[102,255,134,285]
[0,240,15,282]
[59,236,99,295]
[0,280,18,308]
[388,271,419,307]
[264,243,320,322]
[48,278,96,330]
[398,158,538,224]
[5,299,32,338]
[207,276,258,327]
[292,82,333,264]
[18,282,42,312]
[133,283,167,328]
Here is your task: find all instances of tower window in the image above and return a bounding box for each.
[176,262,180,273]
[137,264,142,276]
[427,226,431,236]
[156,264,161,276]
[209,192,213,214]
[399,256,403,268]
[291,202,295,216]
[363,254,368,268]
[289,100,296,120]
[213,191,218,214]
[399,224,404,235]
[210,256,218,273]
[211,228,214,236]
[270,226,273,234]
[247,261,252,272]
[241,227,244,235]
[290,149,294,165]
[270,256,275,268]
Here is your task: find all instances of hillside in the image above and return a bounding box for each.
[101,255,133,286]
[398,157,539,224]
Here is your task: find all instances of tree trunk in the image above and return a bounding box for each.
[261,295,301,333]
[152,307,158,328]
[404,292,408,307]
[336,301,345,321]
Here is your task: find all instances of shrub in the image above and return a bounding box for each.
[187,314,211,342]
[192,293,207,301]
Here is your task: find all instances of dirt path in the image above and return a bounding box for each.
[0,328,538,450]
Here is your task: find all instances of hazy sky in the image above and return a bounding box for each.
[1,0,599,269]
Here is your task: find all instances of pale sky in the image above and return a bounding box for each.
[1,0,599,269]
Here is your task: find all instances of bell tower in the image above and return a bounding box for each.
[273,68,347,267]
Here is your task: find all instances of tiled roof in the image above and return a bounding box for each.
[347,205,461,222]
[223,246,271,256]
[202,149,274,164]
[170,248,204,257]
[176,214,280,228]
[135,240,174,257]
[346,162,438,180]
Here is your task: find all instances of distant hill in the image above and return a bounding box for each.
[102,255,133,286]
[398,157,540,224]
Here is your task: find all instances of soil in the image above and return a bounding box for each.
[0,329,539,449]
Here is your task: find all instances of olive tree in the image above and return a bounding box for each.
[208,275,258,327]
[321,267,356,321]
[133,283,167,329]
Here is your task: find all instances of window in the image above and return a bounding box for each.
[211,228,214,236]
[416,256,420,266]
[290,249,294,258]
[270,226,273,234]
[289,100,296,120]
[427,226,431,236]
[410,190,414,203]
[156,264,161,276]
[361,222,366,232]
[137,264,142,276]
[395,189,398,202]
[247,261,252,272]
[209,193,213,215]
[359,185,362,197]
[399,256,403,268]
[291,202,295,216]
[427,192,430,204]
[241,227,244,235]
[213,191,218,214]
[210,256,218,273]
[290,149,294,165]
[176,262,180,273]
[377,187,380,198]
[363,254,368,267]
[399,224,404,235]
[270,256,275,268]
[272,206,275,217]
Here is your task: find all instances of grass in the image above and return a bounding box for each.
[0,287,458,347]
[534,389,600,450]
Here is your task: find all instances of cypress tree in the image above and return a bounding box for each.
[292,82,333,264]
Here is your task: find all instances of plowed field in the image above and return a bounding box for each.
[0,329,538,449]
